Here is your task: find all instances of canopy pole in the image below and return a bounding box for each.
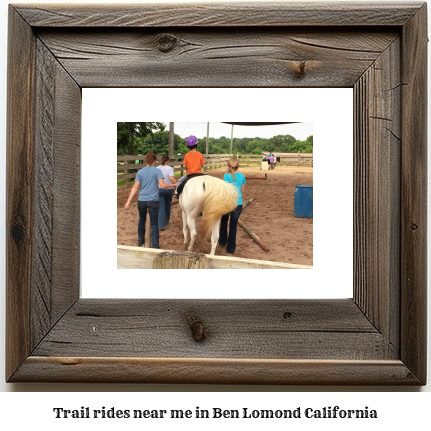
[230,124,234,153]
[169,122,174,158]
[206,122,209,155]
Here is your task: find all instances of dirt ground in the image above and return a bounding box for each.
[117,166,313,266]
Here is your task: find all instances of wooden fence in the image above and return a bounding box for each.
[117,154,233,184]
[117,152,312,184]
[237,153,313,167]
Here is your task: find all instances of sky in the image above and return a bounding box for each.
[163,122,313,141]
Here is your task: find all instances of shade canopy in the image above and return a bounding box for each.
[222,122,299,126]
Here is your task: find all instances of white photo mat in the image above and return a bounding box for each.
[81,88,353,299]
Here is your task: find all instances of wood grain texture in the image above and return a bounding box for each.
[6,2,427,385]
[32,299,382,360]
[36,29,398,87]
[32,40,56,347]
[400,3,428,384]
[353,37,401,359]
[15,2,423,27]
[153,251,211,269]
[50,48,81,324]
[6,8,36,381]
[117,245,312,269]
[32,40,81,347]
[11,357,419,385]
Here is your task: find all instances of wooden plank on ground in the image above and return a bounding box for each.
[117,246,312,269]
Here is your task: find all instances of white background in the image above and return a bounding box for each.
[0,0,430,423]
[81,87,352,299]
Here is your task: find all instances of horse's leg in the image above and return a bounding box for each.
[209,219,221,255]
[182,210,189,251]
[187,215,198,252]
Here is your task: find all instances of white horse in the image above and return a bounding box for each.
[179,175,238,255]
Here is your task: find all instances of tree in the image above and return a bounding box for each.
[232,138,246,153]
[290,139,313,154]
[269,134,297,153]
[141,130,186,155]
[252,147,263,155]
[177,142,188,155]
[211,145,223,154]
[117,122,165,155]
[245,139,265,154]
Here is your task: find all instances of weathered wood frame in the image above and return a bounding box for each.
[6,2,427,384]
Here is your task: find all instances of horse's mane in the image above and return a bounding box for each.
[198,176,238,238]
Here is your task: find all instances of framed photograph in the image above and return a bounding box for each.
[84,88,352,300]
[6,2,427,384]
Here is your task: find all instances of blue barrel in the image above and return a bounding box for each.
[294,185,313,218]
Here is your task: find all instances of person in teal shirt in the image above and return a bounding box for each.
[218,158,246,254]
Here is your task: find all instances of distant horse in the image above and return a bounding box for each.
[179,175,238,255]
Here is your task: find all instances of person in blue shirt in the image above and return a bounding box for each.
[218,158,246,254]
[125,151,175,248]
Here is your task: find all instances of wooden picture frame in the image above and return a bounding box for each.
[6,2,427,385]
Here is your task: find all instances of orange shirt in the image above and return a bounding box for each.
[183,151,205,175]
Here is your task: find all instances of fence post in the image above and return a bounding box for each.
[169,122,174,159]
[145,216,151,248]
[125,160,129,186]
[153,251,210,269]
[206,122,209,155]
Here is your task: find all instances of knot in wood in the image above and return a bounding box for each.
[156,34,179,53]
[292,61,307,79]
[11,222,26,246]
[289,60,321,79]
[186,314,206,342]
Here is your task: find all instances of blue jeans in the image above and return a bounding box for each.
[219,205,243,254]
[158,188,173,229]
[137,200,160,249]
[175,174,187,194]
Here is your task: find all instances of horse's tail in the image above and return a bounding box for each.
[199,176,239,238]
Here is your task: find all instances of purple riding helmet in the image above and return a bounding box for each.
[186,135,198,147]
